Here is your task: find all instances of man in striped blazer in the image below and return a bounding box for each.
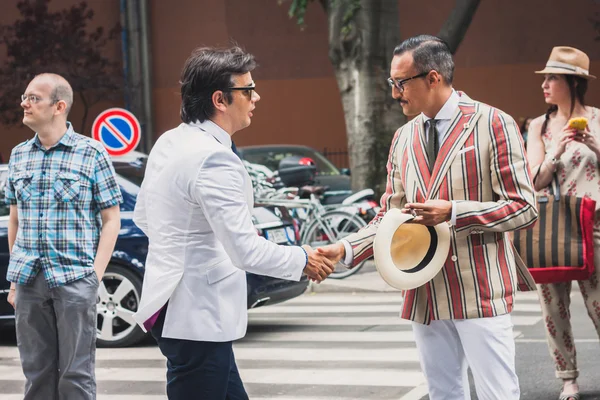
[318,35,538,399]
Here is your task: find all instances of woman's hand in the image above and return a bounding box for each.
[572,126,600,158]
[553,125,577,158]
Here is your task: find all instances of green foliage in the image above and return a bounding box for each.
[0,0,122,132]
[283,0,361,33]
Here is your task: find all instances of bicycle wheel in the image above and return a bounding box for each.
[302,210,368,279]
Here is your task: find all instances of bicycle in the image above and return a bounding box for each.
[253,183,368,279]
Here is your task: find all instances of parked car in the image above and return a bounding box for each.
[238,145,353,204]
[0,157,309,347]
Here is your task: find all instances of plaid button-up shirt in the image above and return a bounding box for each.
[4,123,123,288]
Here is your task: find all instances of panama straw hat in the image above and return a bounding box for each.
[373,209,451,290]
[535,46,596,79]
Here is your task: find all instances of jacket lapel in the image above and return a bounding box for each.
[427,94,481,200]
[407,115,430,202]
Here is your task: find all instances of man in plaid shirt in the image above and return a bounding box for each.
[4,73,122,400]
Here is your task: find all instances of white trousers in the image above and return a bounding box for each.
[412,314,519,400]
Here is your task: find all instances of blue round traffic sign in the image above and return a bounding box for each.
[92,108,141,156]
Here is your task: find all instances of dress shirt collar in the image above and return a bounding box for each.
[421,89,460,123]
[31,122,76,150]
[189,119,232,149]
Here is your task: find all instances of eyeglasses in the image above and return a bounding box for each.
[387,72,428,93]
[224,84,256,98]
[21,94,46,104]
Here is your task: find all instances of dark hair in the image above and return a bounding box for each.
[180,46,257,123]
[520,117,533,133]
[540,75,588,134]
[393,35,454,84]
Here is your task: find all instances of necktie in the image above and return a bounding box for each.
[427,119,439,172]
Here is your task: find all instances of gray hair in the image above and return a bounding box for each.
[393,35,454,84]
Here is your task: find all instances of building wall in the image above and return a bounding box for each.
[0,0,599,160]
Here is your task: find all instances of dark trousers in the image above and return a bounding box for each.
[150,306,249,400]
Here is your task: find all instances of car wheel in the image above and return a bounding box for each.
[96,264,146,347]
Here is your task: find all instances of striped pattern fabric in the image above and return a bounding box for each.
[514,193,596,283]
[344,92,538,324]
[4,123,123,288]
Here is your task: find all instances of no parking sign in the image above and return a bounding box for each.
[92,108,141,156]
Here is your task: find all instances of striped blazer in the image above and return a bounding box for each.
[345,92,538,324]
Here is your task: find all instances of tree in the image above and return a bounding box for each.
[282,0,481,193]
[0,0,122,134]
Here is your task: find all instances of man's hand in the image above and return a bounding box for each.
[302,245,335,282]
[7,285,15,309]
[317,242,345,265]
[402,200,452,226]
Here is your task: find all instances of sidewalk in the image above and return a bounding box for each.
[308,261,400,293]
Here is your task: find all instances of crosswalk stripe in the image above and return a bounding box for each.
[239,368,425,387]
[0,367,425,388]
[287,292,542,304]
[0,290,547,399]
[399,383,430,400]
[245,330,524,342]
[248,314,542,326]
[243,330,416,342]
[250,303,543,314]
[251,304,404,314]
[233,347,420,362]
[285,294,403,304]
[0,396,167,400]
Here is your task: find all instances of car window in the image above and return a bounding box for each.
[242,148,340,176]
[0,171,8,217]
[113,158,148,186]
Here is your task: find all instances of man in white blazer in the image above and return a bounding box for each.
[132,46,334,399]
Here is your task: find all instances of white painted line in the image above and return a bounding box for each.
[512,303,542,312]
[238,367,425,388]
[248,316,411,326]
[511,315,543,326]
[0,396,164,400]
[399,383,429,400]
[0,367,425,388]
[290,294,404,304]
[514,292,541,301]
[249,315,542,327]
[232,347,421,362]
[250,304,402,314]
[516,338,600,343]
[242,330,415,342]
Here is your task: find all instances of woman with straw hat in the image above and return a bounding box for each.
[527,46,599,400]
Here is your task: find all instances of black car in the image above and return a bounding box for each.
[238,145,353,204]
[0,158,309,347]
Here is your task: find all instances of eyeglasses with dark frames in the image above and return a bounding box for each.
[223,84,256,98]
[387,72,429,93]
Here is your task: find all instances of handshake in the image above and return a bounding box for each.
[301,243,346,283]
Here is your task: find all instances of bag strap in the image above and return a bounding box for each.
[533,162,560,200]
[533,120,560,200]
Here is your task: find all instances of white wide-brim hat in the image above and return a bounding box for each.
[373,209,451,290]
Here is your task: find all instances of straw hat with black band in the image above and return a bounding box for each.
[373,209,451,290]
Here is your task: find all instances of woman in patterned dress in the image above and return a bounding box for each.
[526,46,599,400]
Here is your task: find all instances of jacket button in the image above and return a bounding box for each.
[451,255,458,262]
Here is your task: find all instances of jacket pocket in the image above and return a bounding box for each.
[206,260,239,285]
[54,172,81,202]
[13,172,33,202]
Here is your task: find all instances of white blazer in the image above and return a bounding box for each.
[132,120,306,342]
